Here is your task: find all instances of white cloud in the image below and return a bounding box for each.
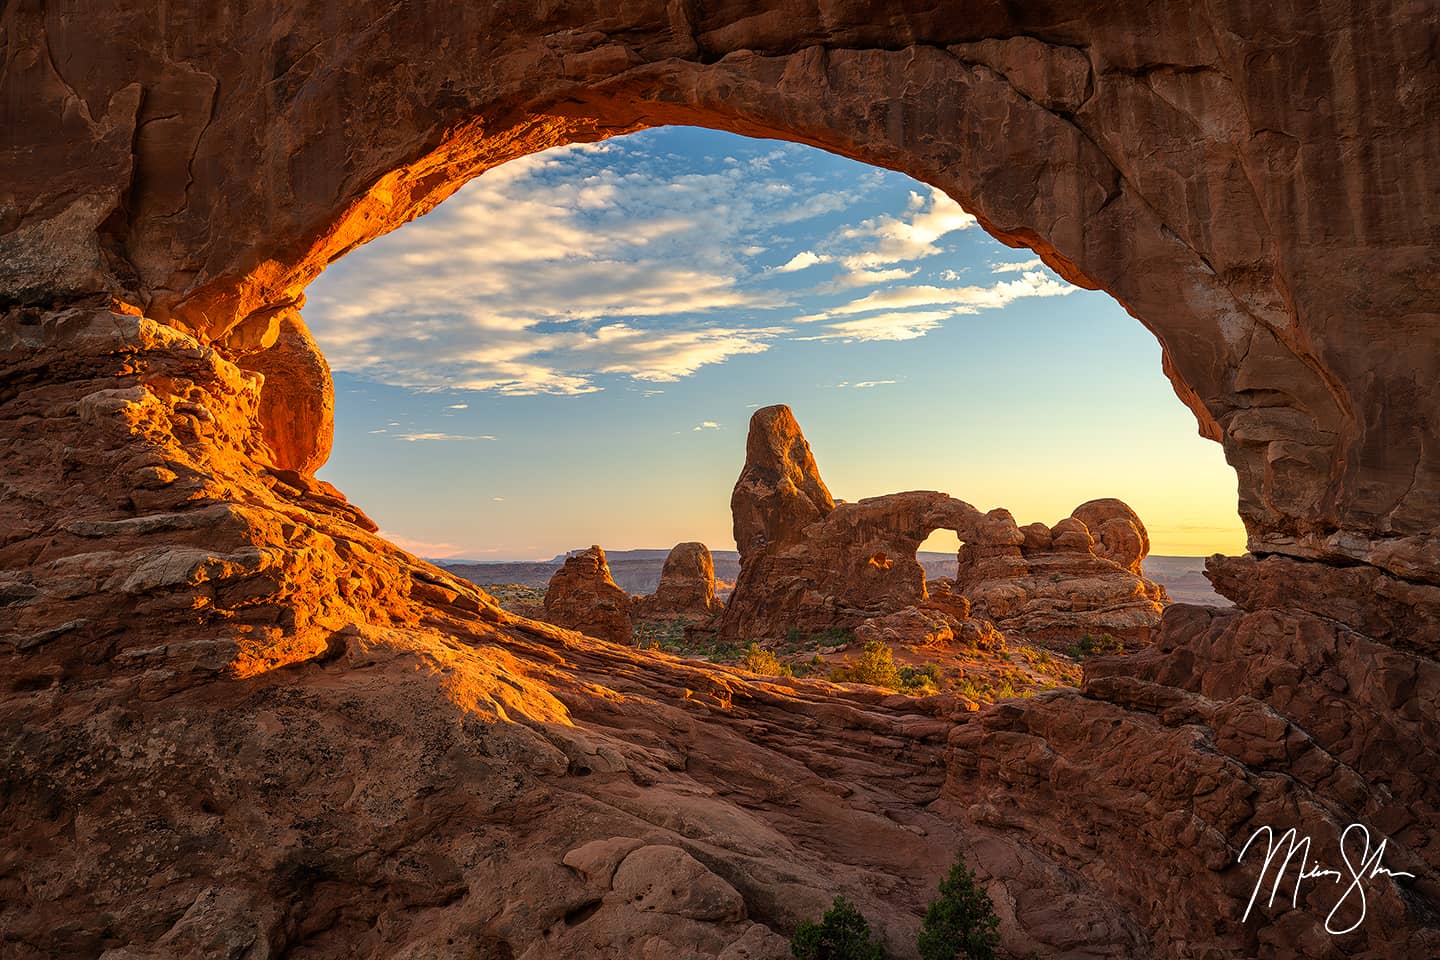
[306,136,1077,387]
[800,311,951,342]
[832,266,919,288]
[773,250,830,273]
[304,139,850,395]
[567,324,780,383]
[852,379,897,388]
[816,270,1075,319]
[492,496,505,502]
[990,257,1044,273]
[693,421,721,431]
[838,188,977,269]
[447,403,469,409]
[395,432,497,442]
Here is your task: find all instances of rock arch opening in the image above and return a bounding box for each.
[81,28,1398,583]
[298,126,1235,688]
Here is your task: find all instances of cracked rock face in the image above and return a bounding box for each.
[3,4,1440,958]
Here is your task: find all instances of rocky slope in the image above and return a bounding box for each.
[3,3,1439,957]
[5,308,1435,960]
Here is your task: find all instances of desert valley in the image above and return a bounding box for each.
[450,404,1212,708]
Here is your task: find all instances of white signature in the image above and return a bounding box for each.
[1238,823,1416,934]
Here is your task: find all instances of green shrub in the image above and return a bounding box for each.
[917,857,1000,960]
[741,642,792,677]
[791,653,828,677]
[828,640,901,688]
[790,895,886,960]
[898,662,943,695]
[1068,632,1125,659]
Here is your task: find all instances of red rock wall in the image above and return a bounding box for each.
[3,3,1439,957]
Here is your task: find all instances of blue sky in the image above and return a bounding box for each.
[306,126,1244,560]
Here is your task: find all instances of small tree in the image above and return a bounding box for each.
[917,857,1000,960]
[791,896,886,960]
[829,640,901,688]
[741,642,793,677]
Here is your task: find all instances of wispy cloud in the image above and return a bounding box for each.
[830,266,919,288]
[837,188,977,270]
[819,271,1074,318]
[395,432,496,442]
[307,135,1071,393]
[991,257,1044,273]
[306,140,861,395]
[378,530,468,558]
[800,311,952,342]
[693,420,721,431]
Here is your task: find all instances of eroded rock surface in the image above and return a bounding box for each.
[956,500,1169,647]
[3,302,1439,960]
[4,3,1440,957]
[633,541,722,622]
[543,545,634,646]
[236,308,334,475]
[718,406,1158,649]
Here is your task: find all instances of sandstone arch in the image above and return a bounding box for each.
[7,1,1439,579]
[4,3,1440,957]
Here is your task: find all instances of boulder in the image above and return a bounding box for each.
[543,546,634,645]
[634,542,722,621]
[610,845,746,922]
[237,309,334,475]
